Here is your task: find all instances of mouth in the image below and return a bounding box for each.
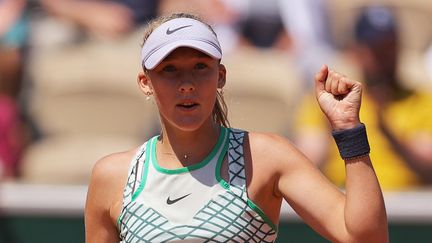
[176,101,199,110]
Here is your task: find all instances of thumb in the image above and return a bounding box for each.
[315,64,328,97]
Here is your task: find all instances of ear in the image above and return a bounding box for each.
[217,64,226,89]
[137,71,153,94]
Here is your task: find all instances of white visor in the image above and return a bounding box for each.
[141,18,222,70]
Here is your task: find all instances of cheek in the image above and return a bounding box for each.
[202,88,219,112]
[199,81,219,100]
[151,85,173,110]
[153,92,171,109]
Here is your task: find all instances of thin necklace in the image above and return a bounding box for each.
[161,151,189,160]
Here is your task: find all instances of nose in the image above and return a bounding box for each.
[180,84,195,93]
[178,74,196,93]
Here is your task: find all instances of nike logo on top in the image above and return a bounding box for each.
[166,25,193,35]
[166,193,192,205]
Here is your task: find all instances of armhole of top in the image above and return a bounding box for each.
[116,142,148,228]
[130,137,154,202]
[215,127,230,189]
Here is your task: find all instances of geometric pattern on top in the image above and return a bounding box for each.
[118,128,277,242]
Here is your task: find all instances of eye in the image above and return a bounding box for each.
[194,63,208,70]
[162,64,177,72]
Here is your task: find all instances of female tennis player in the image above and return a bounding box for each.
[85,13,388,243]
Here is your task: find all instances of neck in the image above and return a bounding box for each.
[157,120,222,167]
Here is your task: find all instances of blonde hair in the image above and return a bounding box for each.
[142,13,230,127]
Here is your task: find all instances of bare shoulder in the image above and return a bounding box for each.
[245,131,322,199]
[91,148,139,185]
[247,132,295,149]
[247,132,304,162]
[85,147,141,241]
[86,147,140,212]
[243,131,314,205]
[246,131,312,174]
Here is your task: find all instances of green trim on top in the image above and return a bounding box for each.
[215,129,230,190]
[117,141,152,228]
[247,199,278,232]
[116,210,122,229]
[131,138,153,202]
[152,127,227,174]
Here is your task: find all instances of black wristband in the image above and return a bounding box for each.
[332,123,370,160]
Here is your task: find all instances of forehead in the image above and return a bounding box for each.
[161,47,214,62]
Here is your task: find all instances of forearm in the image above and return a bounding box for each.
[314,66,389,241]
[343,155,389,242]
[331,124,388,242]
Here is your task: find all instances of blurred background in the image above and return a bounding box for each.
[1,0,432,242]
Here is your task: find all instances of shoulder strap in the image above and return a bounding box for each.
[121,142,147,208]
[228,128,246,187]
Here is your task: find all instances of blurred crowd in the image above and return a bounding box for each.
[1,0,431,191]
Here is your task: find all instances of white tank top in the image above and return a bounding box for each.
[117,127,277,242]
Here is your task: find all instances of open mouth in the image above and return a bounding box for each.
[177,102,199,110]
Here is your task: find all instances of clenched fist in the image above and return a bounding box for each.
[315,65,362,131]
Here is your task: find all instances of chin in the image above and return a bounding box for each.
[174,120,206,132]
[160,111,215,133]
[170,115,217,133]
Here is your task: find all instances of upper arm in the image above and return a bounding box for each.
[268,135,349,242]
[85,153,130,243]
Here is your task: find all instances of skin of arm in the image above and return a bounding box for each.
[273,65,388,242]
[84,150,136,243]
